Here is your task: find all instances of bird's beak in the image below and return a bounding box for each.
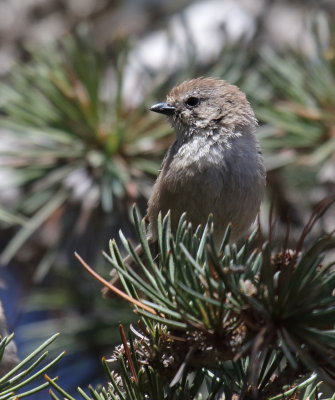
[150,102,176,116]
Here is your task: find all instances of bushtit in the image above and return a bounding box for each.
[148,77,265,243]
[103,77,265,296]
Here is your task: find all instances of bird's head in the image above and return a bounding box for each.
[150,77,257,139]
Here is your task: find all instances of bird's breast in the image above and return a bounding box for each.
[166,135,228,180]
[147,132,265,242]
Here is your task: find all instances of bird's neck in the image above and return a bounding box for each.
[175,124,255,146]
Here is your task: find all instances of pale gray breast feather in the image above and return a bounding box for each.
[175,131,261,172]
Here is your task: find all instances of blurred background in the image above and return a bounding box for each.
[0,0,335,396]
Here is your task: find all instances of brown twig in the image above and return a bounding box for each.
[119,324,138,382]
[74,252,156,315]
[296,194,335,253]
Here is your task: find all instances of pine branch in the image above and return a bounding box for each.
[0,333,64,399]
[56,205,335,399]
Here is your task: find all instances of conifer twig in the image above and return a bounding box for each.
[74,252,156,314]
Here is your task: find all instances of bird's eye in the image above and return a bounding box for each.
[185,97,200,108]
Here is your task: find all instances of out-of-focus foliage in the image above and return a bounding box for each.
[0,35,171,275]
[256,46,335,170]
[250,32,335,230]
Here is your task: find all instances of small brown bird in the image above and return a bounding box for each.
[103,77,265,296]
[147,77,265,243]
